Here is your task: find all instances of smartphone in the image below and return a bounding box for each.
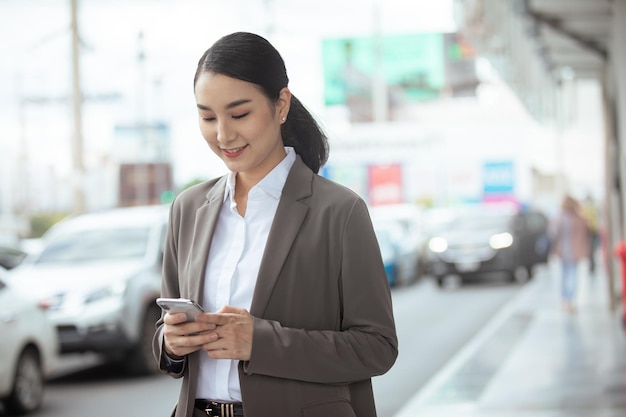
[156,297,205,322]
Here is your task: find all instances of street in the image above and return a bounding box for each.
[3,275,524,417]
[374,275,522,417]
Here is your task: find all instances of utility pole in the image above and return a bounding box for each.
[372,0,388,122]
[136,31,149,206]
[70,0,86,214]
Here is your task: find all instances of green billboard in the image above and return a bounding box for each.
[322,33,445,107]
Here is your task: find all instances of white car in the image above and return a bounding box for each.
[8,205,169,375]
[0,267,58,414]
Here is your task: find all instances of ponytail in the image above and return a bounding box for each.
[282,95,329,174]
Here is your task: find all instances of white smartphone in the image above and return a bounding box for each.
[156,297,206,322]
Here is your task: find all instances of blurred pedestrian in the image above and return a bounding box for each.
[581,195,600,274]
[551,195,590,313]
[152,32,398,417]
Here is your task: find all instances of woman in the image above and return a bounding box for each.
[152,32,398,417]
[552,195,590,313]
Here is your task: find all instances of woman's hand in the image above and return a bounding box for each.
[196,306,254,361]
[162,312,219,358]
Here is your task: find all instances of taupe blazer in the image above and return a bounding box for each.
[153,156,398,417]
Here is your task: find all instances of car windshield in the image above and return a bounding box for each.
[36,227,151,263]
[449,212,511,232]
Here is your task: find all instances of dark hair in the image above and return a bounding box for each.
[194,32,329,173]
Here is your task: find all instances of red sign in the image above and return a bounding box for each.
[368,164,403,206]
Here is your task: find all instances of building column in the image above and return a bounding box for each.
[611,0,626,309]
[614,0,626,229]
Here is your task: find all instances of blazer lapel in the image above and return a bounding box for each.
[188,177,227,303]
[250,157,313,316]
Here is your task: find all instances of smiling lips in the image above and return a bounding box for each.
[222,145,247,158]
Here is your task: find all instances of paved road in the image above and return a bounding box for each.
[374,276,522,417]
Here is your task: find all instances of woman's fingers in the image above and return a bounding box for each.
[162,312,218,356]
[196,306,254,360]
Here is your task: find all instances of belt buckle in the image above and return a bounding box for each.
[201,401,214,417]
[204,402,235,417]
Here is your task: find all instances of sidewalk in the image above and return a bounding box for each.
[393,260,626,417]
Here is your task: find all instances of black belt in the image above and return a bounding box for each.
[194,399,244,417]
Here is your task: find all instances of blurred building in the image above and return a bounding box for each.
[323,81,537,209]
[320,28,583,210]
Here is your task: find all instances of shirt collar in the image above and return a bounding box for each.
[223,147,296,203]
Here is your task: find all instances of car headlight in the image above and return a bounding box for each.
[490,232,513,249]
[429,237,448,253]
[38,293,65,310]
[84,281,127,304]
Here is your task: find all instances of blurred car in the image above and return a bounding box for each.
[0,246,27,270]
[0,267,58,415]
[370,204,426,286]
[373,222,401,287]
[7,205,169,375]
[425,205,550,286]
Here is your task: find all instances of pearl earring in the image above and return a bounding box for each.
[282,117,286,122]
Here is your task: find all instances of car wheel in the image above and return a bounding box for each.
[416,260,427,281]
[435,276,445,288]
[125,304,161,375]
[395,267,406,287]
[5,347,44,414]
[510,266,530,283]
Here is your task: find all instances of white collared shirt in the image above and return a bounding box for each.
[195,147,296,401]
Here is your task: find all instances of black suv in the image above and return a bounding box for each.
[426,206,550,286]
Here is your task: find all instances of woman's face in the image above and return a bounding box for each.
[194,72,290,182]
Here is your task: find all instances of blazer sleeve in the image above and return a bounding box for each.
[152,199,187,378]
[243,198,398,384]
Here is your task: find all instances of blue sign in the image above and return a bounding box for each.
[483,161,514,194]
